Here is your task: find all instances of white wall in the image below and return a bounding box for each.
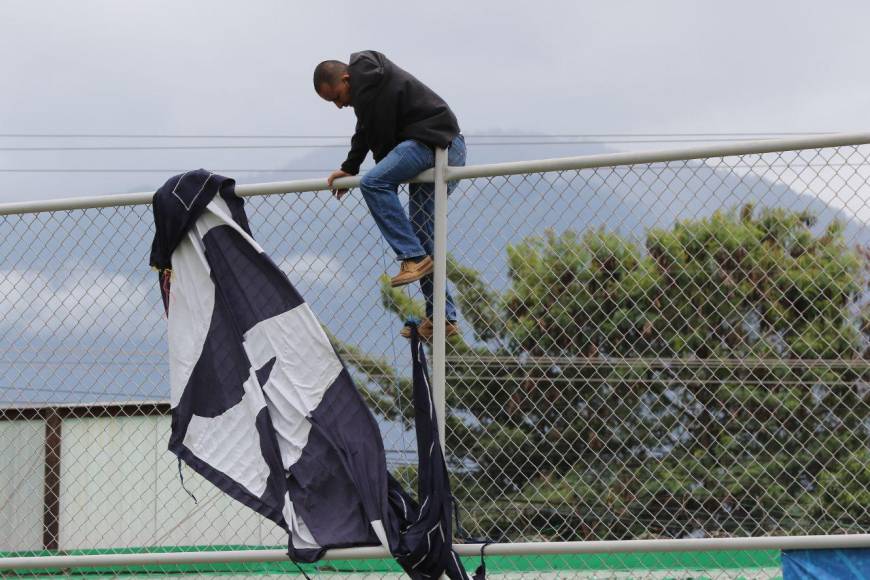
[0,420,44,551]
[59,415,283,550]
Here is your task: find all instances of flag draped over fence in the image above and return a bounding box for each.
[150,170,473,579]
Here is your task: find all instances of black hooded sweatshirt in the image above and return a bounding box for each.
[340,51,460,175]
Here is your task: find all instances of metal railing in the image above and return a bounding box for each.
[2,132,870,578]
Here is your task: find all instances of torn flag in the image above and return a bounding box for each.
[151,170,472,579]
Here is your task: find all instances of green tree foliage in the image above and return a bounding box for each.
[341,205,868,540]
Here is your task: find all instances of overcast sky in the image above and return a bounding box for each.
[2,0,869,203]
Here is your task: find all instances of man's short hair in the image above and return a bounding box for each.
[313,60,348,91]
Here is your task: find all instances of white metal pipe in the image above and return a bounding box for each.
[0,190,155,214]
[432,147,449,452]
[3,535,870,570]
[0,170,435,216]
[472,534,870,555]
[2,132,869,216]
[444,131,870,181]
[235,168,435,196]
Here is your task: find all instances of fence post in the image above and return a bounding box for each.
[432,147,449,454]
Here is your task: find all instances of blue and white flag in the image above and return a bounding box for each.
[151,170,472,579]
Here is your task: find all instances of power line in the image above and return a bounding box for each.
[0,168,339,173]
[472,132,834,138]
[0,137,845,152]
[1,162,866,174]
[0,144,354,151]
[0,134,353,139]
[0,131,833,139]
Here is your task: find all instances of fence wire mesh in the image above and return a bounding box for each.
[1,143,869,578]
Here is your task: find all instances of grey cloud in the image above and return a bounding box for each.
[1,0,868,204]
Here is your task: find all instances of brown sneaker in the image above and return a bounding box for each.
[390,256,434,287]
[400,317,460,341]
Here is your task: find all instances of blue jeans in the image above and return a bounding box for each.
[359,135,466,321]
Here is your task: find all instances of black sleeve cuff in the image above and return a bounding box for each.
[340,160,361,176]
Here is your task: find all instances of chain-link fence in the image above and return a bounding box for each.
[2,138,870,578]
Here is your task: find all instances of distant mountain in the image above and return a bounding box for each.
[253,140,870,243]
[230,141,870,360]
[254,139,870,272]
[3,141,868,409]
